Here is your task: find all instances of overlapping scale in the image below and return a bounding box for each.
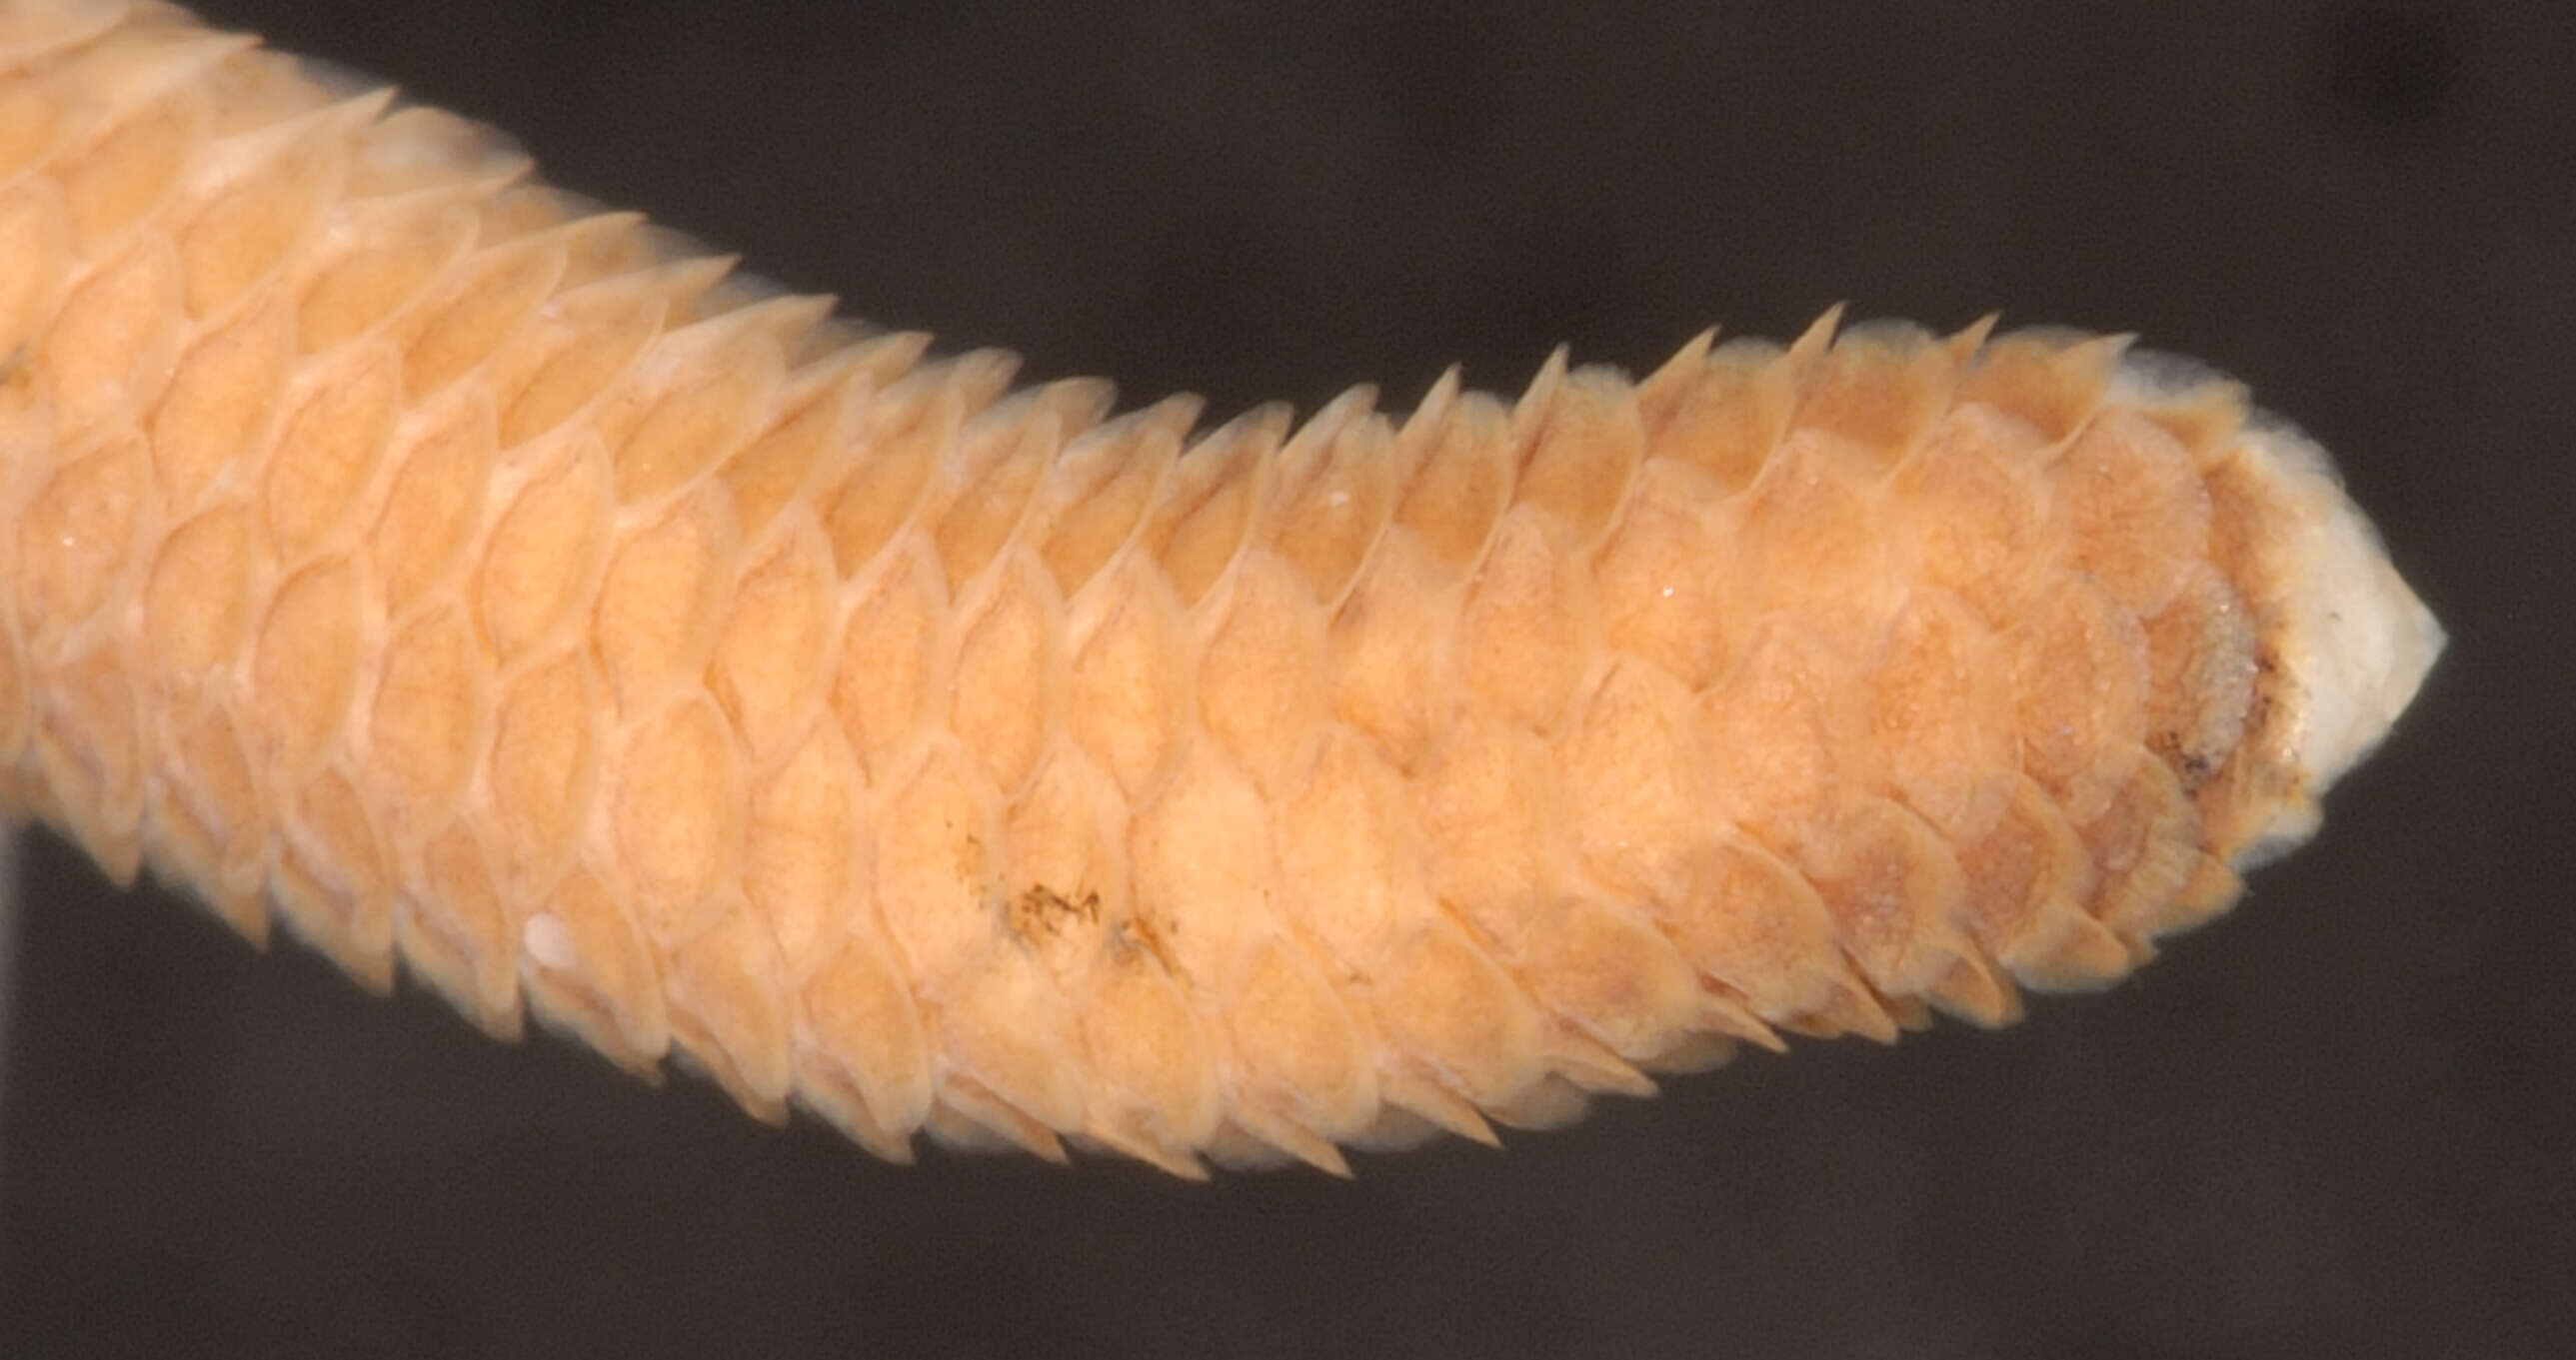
[0,1,2442,1174]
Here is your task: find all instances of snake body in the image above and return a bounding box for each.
[0,1,2441,1175]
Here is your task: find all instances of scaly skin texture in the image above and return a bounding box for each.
[0,1,2441,1177]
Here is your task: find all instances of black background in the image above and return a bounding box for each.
[3,2,2569,1357]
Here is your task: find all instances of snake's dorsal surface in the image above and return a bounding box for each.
[0,1,2441,1176]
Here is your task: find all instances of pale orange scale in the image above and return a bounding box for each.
[935,946,1089,1149]
[2140,563,2256,791]
[1196,553,1328,795]
[2125,378,2251,470]
[930,381,1114,586]
[812,326,932,391]
[1373,920,1549,1113]
[1414,711,1565,963]
[997,746,1124,968]
[505,192,653,261]
[2184,700,2287,839]
[1222,936,1379,1150]
[294,198,477,356]
[597,317,793,507]
[173,96,365,317]
[481,648,601,890]
[1561,658,1711,902]
[609,695,744,945]
[1803,796,1996,1018]
[1539,1032,1663,1105]
[341,105,531,202]
[1076,956,1222,1178]
[21,18,245,162]
[741,719,867,977]
[248,555,360,771]
[0,77,61,183]
[2176,854,2248,930]
[1925,958,2018,1030]
[1698,622,1865,856]
[1138,405,1285,610]
[1864,589,2015,840]
[273,763,394,990]
[9,0,124,52]
[1125,745,1272,989]
[674,271,794,332]
[490,275,677,450]
[1322,530,1459,771]
[717,369,863,540]
[1729,433,1895,656]
[149,289,290,507]
[663,907,797,1120]
[474,183,603,245]
[2076,746,2211,945]
[1646,341,1804,495]
[2049,406,2212,618]
[1954,330,2127,445]
[1264,391,1396,606]
[391,232,569,401]
[33,642,144,869]
[1511,363,1641,547]
[558,220,721,304]
[2006,576,2152,824]
[546,212,676,293]
[1656,833,1888,1039]
[949,557,1062,797]
[1630,328,1715,436]
[1949,773,2123,990]
[826,542,949,780]
[473,433,611,663]
[705,525,834,761]
[871,741,1004,984]
[401,820,519,1037]
[798,938,936,1162]
[40,231,183,441]
[0,179,72,359]
[820,355,1014,579]
[922,407,1057,584]
[1482,1073,1596,1135]
[1458,509,1596,734]
[365,603,486,834]
[590,480,739,715]
[57,80,205,246]
[705,286,837,351]
[203,51,349,140]
[1392,387,1512,573]
[2197,443,2294,624]
[1065,560,1191,800]
[749,321,910,419]
[17,430,147,649]
[1890,403,2059,627]
[1369,1068,1497,1152]
[263,340,397,558]
[0,618,30,765]
[139,501,250,688]
[1591,460,1738,689]
[1787,321,1977,469]
[1025,397,1193,601]
[371,390,495,613]
[1514,896,1712,1063]
[1272,726,1441,968]
[520,863,670,1076]
[151,708,262,911]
